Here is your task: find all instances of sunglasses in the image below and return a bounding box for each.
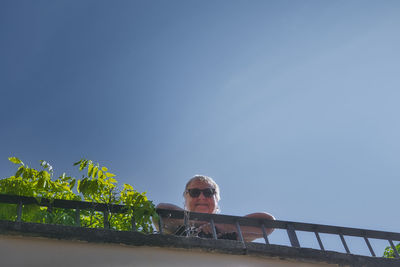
[186,188,216,198]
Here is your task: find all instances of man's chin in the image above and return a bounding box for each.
[194,206,210,213]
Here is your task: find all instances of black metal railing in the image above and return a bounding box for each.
[0,194,399,258]
[0,194,133,230]
[156,208,400,258]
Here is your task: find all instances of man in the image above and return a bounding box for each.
[155,175,275,242]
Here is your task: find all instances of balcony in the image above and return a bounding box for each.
[0,194,399,267]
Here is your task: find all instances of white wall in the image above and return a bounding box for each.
[0,235,340,267]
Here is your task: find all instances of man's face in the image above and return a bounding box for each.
[184,179,217,214]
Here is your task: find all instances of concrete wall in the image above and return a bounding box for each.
[0,235,336,267]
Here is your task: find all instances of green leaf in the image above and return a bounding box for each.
[108,178,117,184]
[79,178,85,191]
[77,180,81,193]
[9,157,22,164]
[15,166,25,178]
[42,171,51,181]
[70,178,76,190]
[88,162,94,177]
[79,160,88,171]
[105,172,116,178]
[101,167,108,172]
[37,176,45,189]
[123,184,134,191]
[92,166,98,178]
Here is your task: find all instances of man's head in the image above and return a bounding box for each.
[183,175,220,214]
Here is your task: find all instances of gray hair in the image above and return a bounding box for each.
[183,175,220,213]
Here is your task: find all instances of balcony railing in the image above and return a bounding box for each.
[1,193,399,259]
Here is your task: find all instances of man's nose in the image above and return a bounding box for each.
[198,192,207,199]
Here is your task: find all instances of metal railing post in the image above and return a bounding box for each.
[287,223,300,248]
[103,209,110,229]
[183,210,189,236]
[158,216,164,234]
[388,240,400,258]
[210,218,217,240]
[75,208,80,227]
[261,224,270,245]
[364,237,375,257]
[314,231,325,251]
[16,201,22,222]
[339,233,350,254]
[236,221,244,243]
[131,215,136,231]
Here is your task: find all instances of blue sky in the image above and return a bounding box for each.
[1,0,399,253]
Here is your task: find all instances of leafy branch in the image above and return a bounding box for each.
[0,157,156,233]
[383,243,400,258]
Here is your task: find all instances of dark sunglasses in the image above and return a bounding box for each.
[186,188,216,198]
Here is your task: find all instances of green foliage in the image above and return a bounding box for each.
[0,157,157,233]
[383,243,400,258]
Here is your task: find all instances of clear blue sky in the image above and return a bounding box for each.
[1,0,399,254]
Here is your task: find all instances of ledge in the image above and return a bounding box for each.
[0,220,399,267]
